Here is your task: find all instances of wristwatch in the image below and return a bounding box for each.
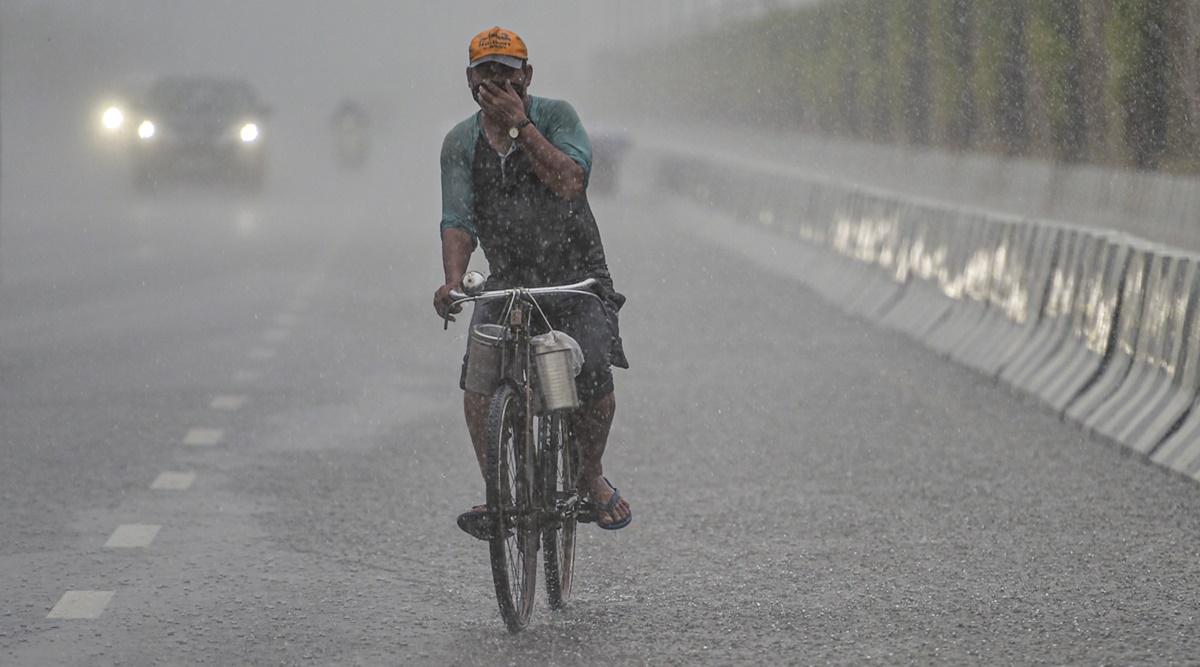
[509,118,533,139]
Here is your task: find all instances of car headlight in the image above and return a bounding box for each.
[240,123,259,143]
[138,120,156,139]
[101,106,125,131]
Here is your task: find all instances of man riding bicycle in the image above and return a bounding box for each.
[433,27,632,535]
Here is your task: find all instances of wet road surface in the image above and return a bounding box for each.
[2,131,1200,666]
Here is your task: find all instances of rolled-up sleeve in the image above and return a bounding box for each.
[439,118,478,247]
[531,98,593,184]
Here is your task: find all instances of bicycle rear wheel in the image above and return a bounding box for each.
[486,383,538,633]
[541,412,578,609]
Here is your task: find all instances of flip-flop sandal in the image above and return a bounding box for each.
[593,477,633,531]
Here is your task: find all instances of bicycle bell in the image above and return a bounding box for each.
[462,270,486,296]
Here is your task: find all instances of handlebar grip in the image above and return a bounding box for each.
[442,289,468,331]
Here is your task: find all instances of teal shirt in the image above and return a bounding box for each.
[439,96,593,247]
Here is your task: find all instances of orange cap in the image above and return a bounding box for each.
[468,27,528,69]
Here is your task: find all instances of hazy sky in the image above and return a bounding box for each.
[0,1,801,202]
[0,3,646,174]
[0,1,727,116]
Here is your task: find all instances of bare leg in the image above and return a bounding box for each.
[464,390,490,481]
[574,392,631,526]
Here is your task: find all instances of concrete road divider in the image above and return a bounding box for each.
[645,140,1200,482]
[1019,237,1126,413]
[998,229,1098,391]
[945,220,1022,368]
[1087,252,1193,446]
[877,210,958,340]
[922,216,995,356]
[1063,242,1156,423]
[971,224,1065,377]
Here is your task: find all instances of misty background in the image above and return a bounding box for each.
[0,1,815,234]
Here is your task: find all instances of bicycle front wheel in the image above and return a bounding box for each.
[486,383,538,633]
[541,412,578,609]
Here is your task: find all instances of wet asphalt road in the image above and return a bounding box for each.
[3,130,1200,666]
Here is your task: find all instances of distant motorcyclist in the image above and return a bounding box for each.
[330,98,370,169]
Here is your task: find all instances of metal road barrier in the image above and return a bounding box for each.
[646,148,1200,483]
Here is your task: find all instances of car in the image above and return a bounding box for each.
[129,76,271,192]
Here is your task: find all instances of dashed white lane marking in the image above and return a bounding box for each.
[248,347,276,361]
[151,471,196,490]
[104,524,161,548]
[47,591,114,619]
[210,394,248,411]
[183,428,223,446]
[47,295,310,626]
[233,370,262,384]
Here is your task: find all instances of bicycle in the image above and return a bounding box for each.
[446,272,601,633]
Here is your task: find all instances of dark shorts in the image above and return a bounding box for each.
[459,293,620,404]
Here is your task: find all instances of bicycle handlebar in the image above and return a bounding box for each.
[448,277,599,304]
[444,277,600,330]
